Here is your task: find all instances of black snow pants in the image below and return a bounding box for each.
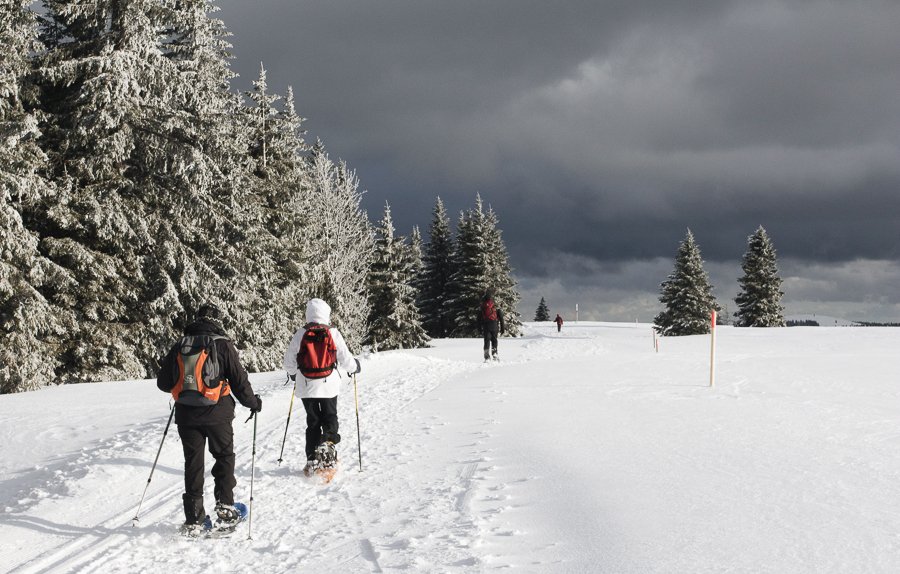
[483,324,499,358]
[178,423,236,522]
[301,397,340,460]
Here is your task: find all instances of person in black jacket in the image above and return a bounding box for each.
[478,290,505,361]
[156,303,261,534]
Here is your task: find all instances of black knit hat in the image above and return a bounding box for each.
[197,302,223,322]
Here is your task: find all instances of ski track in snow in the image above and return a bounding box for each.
[3,349,491,574]
[5,323,900,572]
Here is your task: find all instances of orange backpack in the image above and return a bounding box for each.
[170,335,230,406]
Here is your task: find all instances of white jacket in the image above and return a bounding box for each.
[283,298,358,399]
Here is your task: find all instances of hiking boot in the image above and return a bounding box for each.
[315,441,338,469]
[214,502,240,525]
[182,493,205,525]
[303,459,318,477]
[484,349,490,360]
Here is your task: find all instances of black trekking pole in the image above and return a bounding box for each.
[132,404,175,526]
[248,411,258,541]
[277,379,297,465]
[353,373,363,472]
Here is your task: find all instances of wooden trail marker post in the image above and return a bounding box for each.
[709,310,717,387]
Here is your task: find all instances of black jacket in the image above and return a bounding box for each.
[157,318,259,427]
[479,299,506,335]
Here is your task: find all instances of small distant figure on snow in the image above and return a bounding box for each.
[283,298,361,478]
[156,303,262,536]
[479,290,505,361]
[554,314,564,333]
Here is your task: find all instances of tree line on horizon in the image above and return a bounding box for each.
[0,1,521,393]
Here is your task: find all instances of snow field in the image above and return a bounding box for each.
[2,322,900,572]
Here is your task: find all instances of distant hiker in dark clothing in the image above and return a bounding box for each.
[283,298,360,476]
[479,290,505,361]
[156,303,261,535]
[555,314,564,333]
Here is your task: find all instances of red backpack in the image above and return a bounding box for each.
[481,299,498,321]
[297,324,338,379]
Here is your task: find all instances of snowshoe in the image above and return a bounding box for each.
[180,516,212,538]
[215,502,241,524]
[315,441,338,469]
[309,442,339,484]
[207,502,248,537]
[313,464,338,484]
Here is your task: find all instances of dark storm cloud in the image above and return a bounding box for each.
[216,0,740,226]
[215,0,900,320]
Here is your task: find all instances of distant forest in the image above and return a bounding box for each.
[786,320,900,327]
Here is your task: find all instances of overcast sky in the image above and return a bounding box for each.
[217,0,900,322]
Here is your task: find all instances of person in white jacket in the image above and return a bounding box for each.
[283,298,360,473]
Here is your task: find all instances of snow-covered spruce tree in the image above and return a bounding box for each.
[33,0,270,382]
[482,202,522,335]
[234,68,313,369]
[445,194,522,337]
[534,297,550,321]
[159,0,263,342]
[419,196,454,338]
[365,203,429,351]
[33,0,191,382]
[408,225,426,307]
[654,229,720,336]
[0,0,74,393]
[734,226,785,327]
[303,141,372,351]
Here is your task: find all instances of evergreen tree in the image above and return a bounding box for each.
[534,297,550,321]
[245,63,281,178]
[420,196,454,338]
[409,225,425,306]
[365,203,429,351]
[235,68,312,369]
[159,0,256,326]
[32,0,258,381]
[2,0,376,390]
[654,229,720,336]
[305,141,372,351]
[734,226,785,327]
[0,0,73,393]
[482,202,522,335]
[34,0,188,382]
[446,194,522,337]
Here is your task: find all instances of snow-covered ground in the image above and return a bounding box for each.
[3,322,900,573]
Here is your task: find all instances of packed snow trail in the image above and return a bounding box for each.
[4,323,900,572]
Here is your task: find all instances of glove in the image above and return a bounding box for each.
[348,358,361,376]
[252,394,262,413]
[288,373,296,382]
